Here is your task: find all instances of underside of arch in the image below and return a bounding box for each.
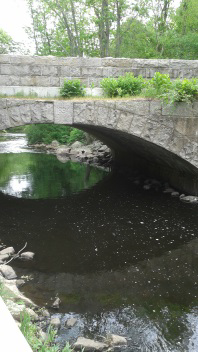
[73,124,198,195]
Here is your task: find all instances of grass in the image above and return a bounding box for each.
[0,281,73,352]
[20,311,73,352]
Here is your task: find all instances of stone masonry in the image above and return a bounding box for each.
[0,97,198,195]
[0,55,198,89]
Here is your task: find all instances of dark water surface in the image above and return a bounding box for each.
[0,134,198,351]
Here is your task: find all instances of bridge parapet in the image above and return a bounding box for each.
[0,55,198,97]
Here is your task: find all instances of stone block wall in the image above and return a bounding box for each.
[0,55,198,91]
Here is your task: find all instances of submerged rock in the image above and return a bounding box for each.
[0,265,17,280]
[50,317,61,328]
[66,317,77,328]
[0,247,15,256]
[20,252,35,260]
[73,337,108,351]
[106,334,127,346]
[180,195,198,203]
[0,254,9,262]
[51,297,61,309]
[171,191,180,197]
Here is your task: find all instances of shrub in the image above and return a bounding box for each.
[67,128,86,144]
[100,77,119,97]
[60,79,85,98]
[100,73,145,97]
[162,78,198,104]
[25,124,86,146]
[142,72,172,98]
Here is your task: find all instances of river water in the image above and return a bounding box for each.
[0,133,198,351]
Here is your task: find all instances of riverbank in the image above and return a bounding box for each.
[0,245,128,351]
[30,139,113,169]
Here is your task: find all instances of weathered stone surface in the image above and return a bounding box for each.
[66,317,77,327]
[0,265,17,279]
[54,101,73,124]
[73,337,108,351]
[30,102,54,123]
[50,317,61,328]
[74,102,95,124]
[116,111,133,131]
[20,252,35,260]
[116,100,150,115]
[162,103,193,117]
[0,247,15,256]
[107,334,127,346]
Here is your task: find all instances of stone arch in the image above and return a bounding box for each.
[1,98,198,194]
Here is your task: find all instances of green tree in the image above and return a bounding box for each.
[0,29,19,54]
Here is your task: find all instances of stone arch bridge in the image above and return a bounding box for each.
[0,55,198,195]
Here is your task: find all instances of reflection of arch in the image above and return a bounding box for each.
[1,98,198,194]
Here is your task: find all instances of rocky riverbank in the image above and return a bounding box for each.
[30,140,113,169]
[0,244,128,351]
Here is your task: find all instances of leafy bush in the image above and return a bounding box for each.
[100,77,119,97]
[60,79,85,98]
[142,72,172,98]
[162,78,198,104]
[67,128,86,144]
[25,124,86,145]
[100,73,145,97]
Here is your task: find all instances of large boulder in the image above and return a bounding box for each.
[0,265,17,280]
[73,337,108,351]
[71,141,83,149]
[0,247,15,256]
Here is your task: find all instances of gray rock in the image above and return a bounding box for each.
[73,337,108,351]
[50,140,59,148]
[143,185,151,190]
[66,317,77,328]
[71,141,83,149]
[20,252,35,260]
[163,188,175,194]
[16,279,25,288]
[171,191,180,197]
[180,195,198,203]
[0,247,15,256]
[0,254,9,262]
[42,309,50,318]
[51,297,61,309]
[50,317,61,328]
[106,334,127,346]
[0,264,17,279]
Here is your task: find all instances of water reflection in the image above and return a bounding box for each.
[0,153,107,198]
[1,135,198,351]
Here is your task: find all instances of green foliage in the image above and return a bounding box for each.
[60,79,85,98]
[25,124,70,145]
[25,124,86,145]
[162,78,198,104]
[142,72,172,98]
[101,71,198,105]
[20,311,73,351]
[101,73,145,97]
[67,128,86,144]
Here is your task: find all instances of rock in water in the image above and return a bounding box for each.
[20,252,35,260]
[0,247,15,256]
[107,334,127,346]
[66,317,77,327]
[73,337,107,351]
[50,317,61,329]
[0,265,17,279]
[51,297,61,309]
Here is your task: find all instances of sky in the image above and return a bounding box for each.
[0,0,182,52]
